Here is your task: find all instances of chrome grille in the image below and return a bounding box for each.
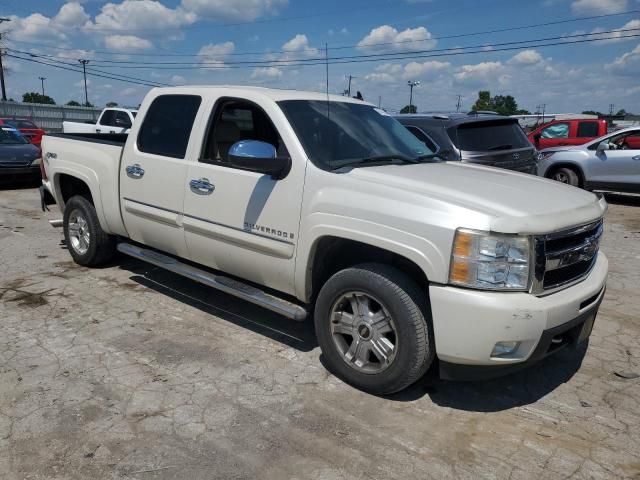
[533,220,603,293]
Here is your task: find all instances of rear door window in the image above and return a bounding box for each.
[448,120,530,151]
[99,110,116,126]
[577,121,600,138]
[404,126,438,152]
[115,111,132,128]
[137,94,202,159]
[540,123,569,139]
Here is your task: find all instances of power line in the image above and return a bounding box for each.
[12,27,638,70]
[5,53,170,88]
[4,9,639,59]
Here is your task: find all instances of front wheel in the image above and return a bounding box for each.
[314,263,435,395]
[551,167,580,187]
[63,195,116,267]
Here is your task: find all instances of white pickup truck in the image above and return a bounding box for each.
[62,107,137,134]
[40,86,608,394]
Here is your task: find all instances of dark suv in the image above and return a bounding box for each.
[395,113,537,174]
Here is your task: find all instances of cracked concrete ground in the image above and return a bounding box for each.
[1,184,639,480]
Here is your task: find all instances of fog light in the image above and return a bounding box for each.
[491,341,520,358]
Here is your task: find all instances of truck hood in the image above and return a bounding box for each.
[346,162,606,234]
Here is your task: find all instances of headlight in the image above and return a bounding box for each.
[537,151,555,162]
[449,229,531,291]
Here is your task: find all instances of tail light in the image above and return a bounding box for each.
[39,151,47,180]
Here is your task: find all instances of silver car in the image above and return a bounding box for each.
[537,127,640,193]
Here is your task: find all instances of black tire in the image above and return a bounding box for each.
[551,167,580,187]
[63,195,116,267]
[314,263,435,395]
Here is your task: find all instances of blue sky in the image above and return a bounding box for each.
[1,0,640,113]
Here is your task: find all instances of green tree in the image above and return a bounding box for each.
[472,91,525,116]
[22,92,56,105]
[472,91,493,112]
[66,100,81,106]
[400,104,417,114]
[106,101,118,107]
[615,109,627,116]
[582,110,603,116]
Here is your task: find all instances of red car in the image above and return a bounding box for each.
[528,118,607,150]
[0,118,46,147]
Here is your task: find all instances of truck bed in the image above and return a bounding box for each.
[46,132,128,146]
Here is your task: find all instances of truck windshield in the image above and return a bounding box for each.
[449,120,530,151]
[0,127,29,144]
[278,100,432,170]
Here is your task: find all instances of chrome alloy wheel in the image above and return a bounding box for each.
[329,292,397,374]
[67,209,90,255]
[552,171,570,183]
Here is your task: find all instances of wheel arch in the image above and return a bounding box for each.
[545,161,586,187]
[53,170,110,233]
[301,234,439,304]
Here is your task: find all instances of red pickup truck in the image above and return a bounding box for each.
[528,118,607,150]
[0,118,46,147]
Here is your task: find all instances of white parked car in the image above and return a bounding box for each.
[62,107,137,134]
[40,86,608,393]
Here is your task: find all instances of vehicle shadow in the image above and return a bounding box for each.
[603,192,640,207]
[385,343,588,412]
[0,179,40,191]
[118,258,318,353]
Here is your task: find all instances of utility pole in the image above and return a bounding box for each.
[407,80,420,111]
[78,59,90,106]
[39,76,46,96]
[346,75,356,97]
[378,95,382,108]
[0,18,11,102]
[609,103,615,116]
[455,94,462,112]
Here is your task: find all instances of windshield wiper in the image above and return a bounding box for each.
[487,144,513,151]
[332,155,419,170]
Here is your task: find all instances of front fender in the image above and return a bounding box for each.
[295,213,451,302]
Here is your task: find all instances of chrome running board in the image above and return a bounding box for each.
[117,242,307,321]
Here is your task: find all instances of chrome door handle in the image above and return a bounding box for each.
[96,129,101,133]
[126,164,145,179]
[633,156,640,161]
[189,178,215,195]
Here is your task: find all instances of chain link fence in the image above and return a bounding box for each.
[0,101,103,132]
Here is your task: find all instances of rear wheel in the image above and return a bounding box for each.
[63,195,116,267]
[551,167,580,187]
[314,263,434,395]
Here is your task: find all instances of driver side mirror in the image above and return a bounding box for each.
[596,141,609,153]
[228,140,291,179]
[533,133,541,144]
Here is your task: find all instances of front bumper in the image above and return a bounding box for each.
[429,252,608,380]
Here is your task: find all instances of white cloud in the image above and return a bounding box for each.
[454,61,505,85]
[54,2,90,28]
[251,66,283,79]
[608,43,640,74]
[104,35,153,52]
[364,61,450,84]
[171,75,186,84]
[357,25,436,53]
[55,49,95,61]
[180,0,288,21]
[571,0,628,14]
[403,60,450,79]
[508,50,543,66]
[197,41,235,67]
[282,34,319,57]
[86,0,196,34]
[586,19,640,44]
